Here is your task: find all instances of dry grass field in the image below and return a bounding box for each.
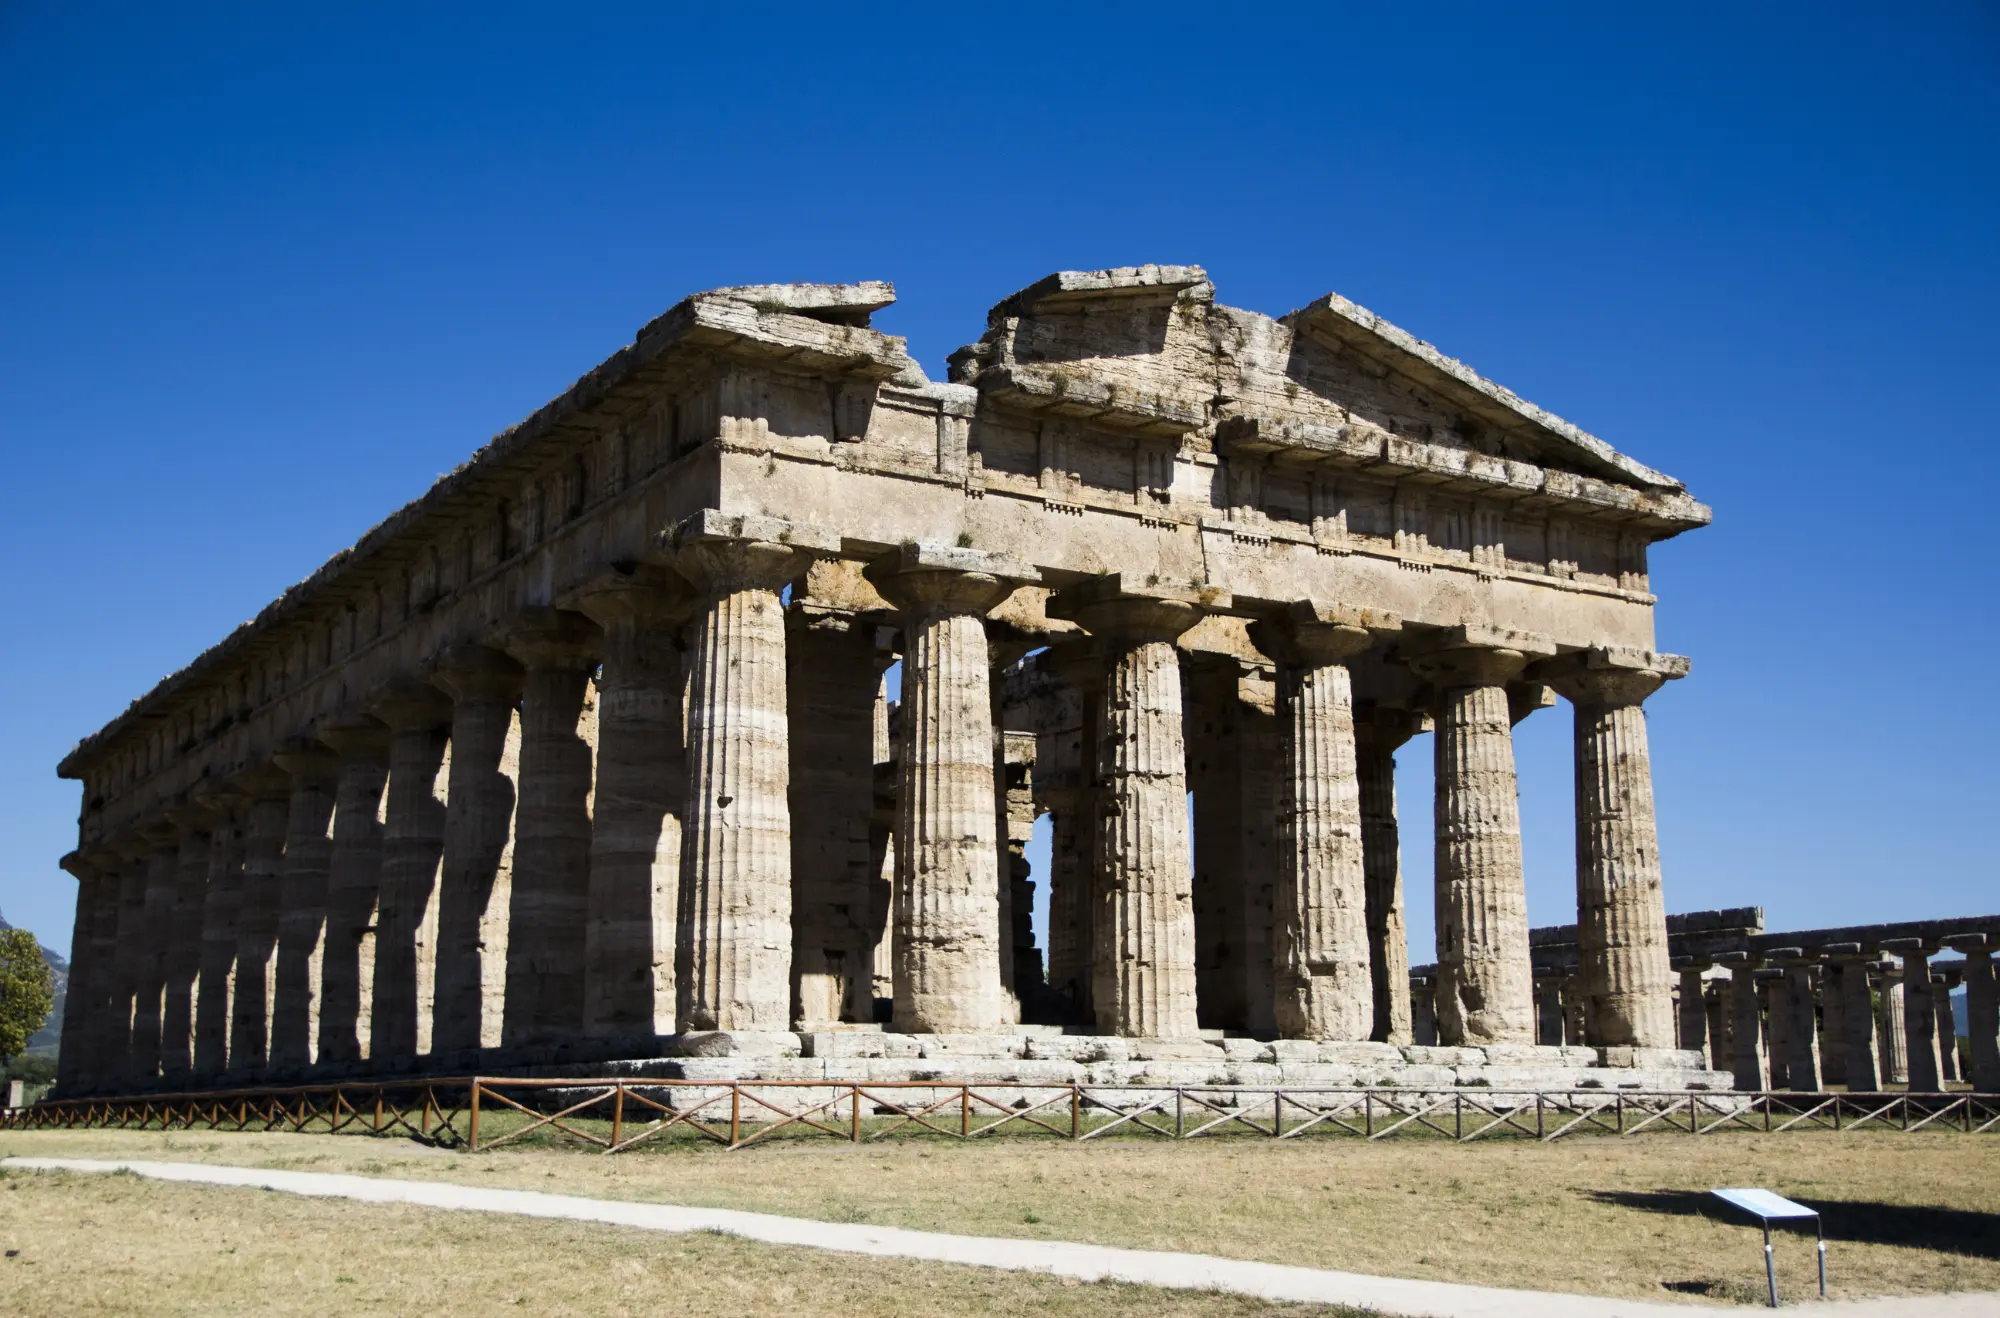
[3,1126,1996,1309]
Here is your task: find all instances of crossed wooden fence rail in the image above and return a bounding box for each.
[9,1080,1998,1152]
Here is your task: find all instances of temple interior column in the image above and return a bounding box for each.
[1254,604,1393,1042]
[783,583,887,1029]
[429,647,524,1056]
[367,684,452,1062]
[1890,942,1943,1092]
[1544,648,1685,1049]
[161,808,212,1083]
[316,718,391,1064]
[1410,973,1438,1045]
[868,675,897,1015]
[1761,971,1789,1089]
[1704,983,1731,1072]
[1405,628,1552,1045]
[576,577,687,1042]
[269,746,340,1070]
[1722,956,1767,1090]
[1953,938,1999,1092]
[1036,655,1094,1021]
[867,547,1028,1034]
[501,609,601,1047]
[1186,659,1246,1032]
[673,524,812,1032]
[228,772,292,1077]
[192,792,246,1077]
[1356,708,1419,1046]
[1677,965,1709,1057]
[1880,965,1909,1084]
[1535,974,1565,1045]
[1002,730,1043,1001]
[1238,670,1281,1037]
[1052,581,1203,1039]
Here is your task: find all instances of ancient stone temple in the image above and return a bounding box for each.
[52,266,1726,1097]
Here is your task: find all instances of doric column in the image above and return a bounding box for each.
[1888,941,1942,1092]
[1050,577,1210,1039]
[1948,936,1998,1092]
[670,514,827,1031]
[1819,957,1849,1086]
[501,609,600,1047]
[1251,603,1399,1042]
[1541,647,1686,1049]
[269,744,341,1071]
[1404,625,1554,1045]
[867,546,1033,1034]
[1720,955,1766,1090]
[1771,955,1820,1091]
[1043,644,1105,1021]
[1934,968,1961,1084]
[127,830,181,1082]
[367,683,452,1062]
[1355,707,1420,1046]
[228,769,292,1077]
[1677,964,1709,1057]
[55,852,115,1094]
[427,647,523,1056]
[1879,964,1909,1084]
[192,792,246,1077]
[1826,947,1880,1090]
[161,805,214,1082]
[574,576,689,1041]
[1410,973,1438,1045]
[868,675,897,1010]
[315,718,391,1065]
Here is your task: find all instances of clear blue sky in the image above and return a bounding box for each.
[3,3,1994,960]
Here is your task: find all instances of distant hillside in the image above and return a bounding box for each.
[0,912,66,1054]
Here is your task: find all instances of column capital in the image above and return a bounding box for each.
[1882,936,1941,956]
[316,715,393,763]
[228,763,291,804]
[190,778,248,816]
[430,643,524,703]
[368,680,456,732]
[1821,941,1870,963]
[1401,624,1557,689]
[566,568,695,630]
[865,544,1037,620]
[61,848,114,881]
[1046,574,1224,645]
[501,607,602,672]
[166,801,218,835]
[1538,647,1690,708]
[271,738,341,786]
[1352,703,1428,752]
[664,511,837,596]
[1945,933,1993,953]
[138,816,182,847]
[1249,601,1400,670]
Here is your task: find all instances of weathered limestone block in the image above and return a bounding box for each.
[367,685,452,1061]
[227,774,291,1075]
[428,647,523,1055]
[869,546,1033,1034]
[1254,603,1398,1042]
[269,745,340,1070]
[1405,626,1554,1046]
[192,794,245,1077]
[1543,647,1686,1049]
[1052,579,1209,1039]
[315,719,391,1064]
[673,515,831,1031]
[574,577,688,1041]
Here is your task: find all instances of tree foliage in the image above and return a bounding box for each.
[0,928,55,1064]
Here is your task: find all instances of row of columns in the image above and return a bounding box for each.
[56,525,1690,1095]
[1663,939,1997,1092]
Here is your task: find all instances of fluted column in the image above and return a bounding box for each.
[1355,709,1419,1046]
[428,648,523,1056]
[1405,627,1553,1045]
[1829,950,1880,1091]
[192,793,246,1077]
[573,577,688,1041]
[1776,960,1820,1091]
[1252,604,1397,1041]
[1051,579,1208,1039]
[1935,970,1960,1084]
[267,746,340,1071]
[228,770,291,1076]
[1723,957,1767,1090]
[55,853,116,1094]
[1956,942,1999,1092]
[316,719,391,1064]
[672,525,813,1032]
[1893,944,1943,1092]
[1410,974,1438,1045]
[127,833,180,1082]
[368,684,452,1062]
[1677,967,1709,1055]
[499,609,601,1046]
[161,806,214,1082]
[1880,967,1909,1084]
[867,547,1031,1034]
[1043,645,1105,1021]
[1544,649,1685,1048]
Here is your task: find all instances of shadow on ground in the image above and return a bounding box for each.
[1587,1189,2000,1260]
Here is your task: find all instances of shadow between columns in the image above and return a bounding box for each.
[1584,1189,2000,1260]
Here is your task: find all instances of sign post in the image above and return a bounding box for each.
[1710,1188,1824,1307]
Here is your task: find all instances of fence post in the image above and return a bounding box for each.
[1071,1085,1080,1140]
[730,1085,741,1148]
[850,1085,861,1143]
[611,1084,624,1151]
[469,1081,482,1151]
